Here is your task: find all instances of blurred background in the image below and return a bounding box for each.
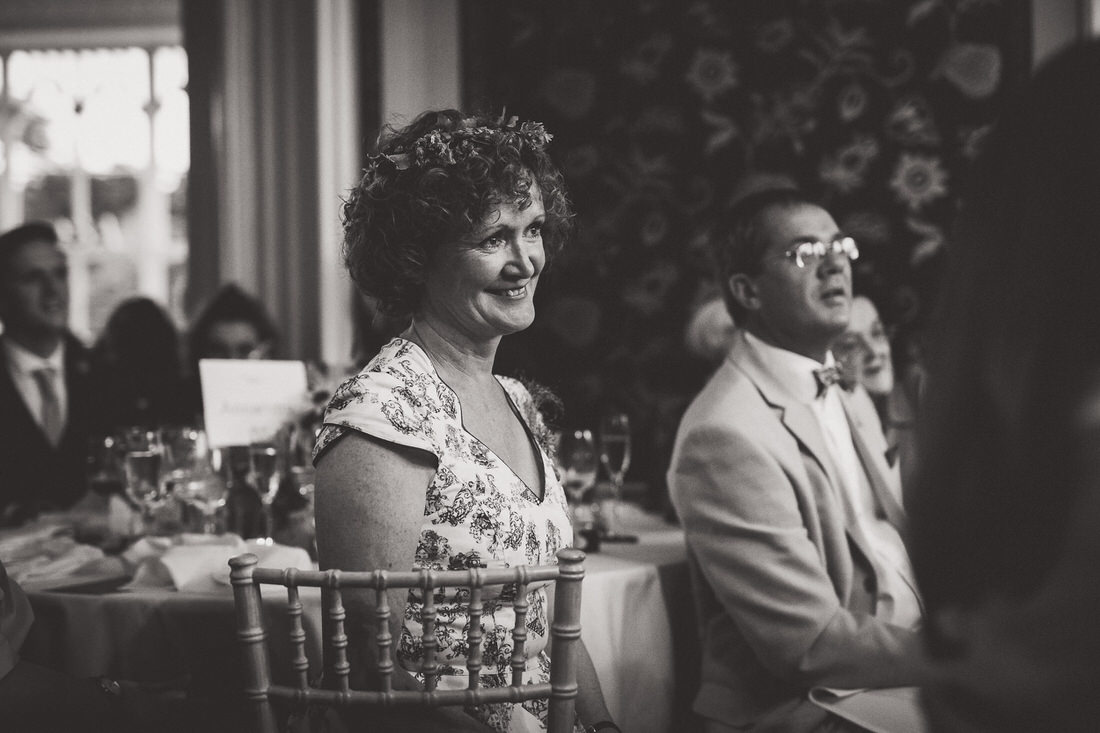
[0,0,1093,502]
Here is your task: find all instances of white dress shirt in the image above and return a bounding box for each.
[2,338,68,436]
[743,331,923,628]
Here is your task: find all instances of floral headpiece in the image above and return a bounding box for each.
[368,115,553,173]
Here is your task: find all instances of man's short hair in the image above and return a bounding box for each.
[0,221,59,281]
[712,188,820,323]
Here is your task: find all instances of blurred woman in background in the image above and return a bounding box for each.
[88,296,189,432]
[832,294,919,499]
[183,283,279,420]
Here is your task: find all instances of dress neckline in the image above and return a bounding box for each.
[394,337,548,504]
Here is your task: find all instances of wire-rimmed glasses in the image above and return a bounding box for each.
[783,235,859,268]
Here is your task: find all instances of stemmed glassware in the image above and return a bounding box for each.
[163,426,227,535]
[557,429,599,519]
[599,411,635,542]
[120,428,167,534]
[249,441,281,544]
[87,433,124,498]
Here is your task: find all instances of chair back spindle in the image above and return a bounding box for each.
[230,549,585,733]
[466,568,485,691]
[419,568,439,692]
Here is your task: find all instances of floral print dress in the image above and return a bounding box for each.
[313,338,573,732]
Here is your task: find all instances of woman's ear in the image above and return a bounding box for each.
[728,273,760,314]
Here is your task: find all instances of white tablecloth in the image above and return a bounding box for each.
[581,518,687,733]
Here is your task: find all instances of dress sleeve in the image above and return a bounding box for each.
[313,356,442,464]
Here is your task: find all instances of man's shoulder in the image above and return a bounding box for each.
[682,356,772,428]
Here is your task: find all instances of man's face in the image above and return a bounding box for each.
[737,203,852,356]
[0,239,70,339]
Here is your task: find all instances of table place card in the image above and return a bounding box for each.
[199,359,309,448]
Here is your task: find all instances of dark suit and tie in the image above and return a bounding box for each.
[0,333,93,523]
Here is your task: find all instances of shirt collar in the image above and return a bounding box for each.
[743,330,835,404]
[3,337,65,377]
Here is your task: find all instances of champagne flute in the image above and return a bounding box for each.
[120,428,166,535]
[599,411,635,542]
[249,441,281,543]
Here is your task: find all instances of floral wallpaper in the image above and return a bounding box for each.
[463,0,1027,506]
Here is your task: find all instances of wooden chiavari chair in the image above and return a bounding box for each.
[229,548,585,733]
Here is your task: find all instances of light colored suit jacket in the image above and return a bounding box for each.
[668,331,923,730]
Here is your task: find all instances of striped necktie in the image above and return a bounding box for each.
[32,367,63,446]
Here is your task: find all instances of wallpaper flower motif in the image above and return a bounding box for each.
[464,0,1025,505]
[890,153,949,210]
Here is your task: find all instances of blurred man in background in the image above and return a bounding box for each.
[0,222,92,525]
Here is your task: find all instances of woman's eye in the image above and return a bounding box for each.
[480,235,506,248]
[526,224,543,238]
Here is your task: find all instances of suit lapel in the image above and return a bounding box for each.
[841,392,908,534]
[727,332,845,496]
[728,333,893,570]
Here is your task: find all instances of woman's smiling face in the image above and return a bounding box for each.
[834,295,895,397]
[420,184,547,343]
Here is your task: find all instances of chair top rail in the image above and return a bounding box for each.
[244,561,562,590]
[265,682,553,707]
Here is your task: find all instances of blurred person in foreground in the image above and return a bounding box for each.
[0,222,92,525]
[832,295,919,501]
[88,296,191,433]
[911,40,1100,731]
[312,110,616,732]
[668,189,927,732]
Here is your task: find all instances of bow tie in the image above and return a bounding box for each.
[813,366,842,398]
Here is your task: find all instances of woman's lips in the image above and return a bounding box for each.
[488,284,528,298]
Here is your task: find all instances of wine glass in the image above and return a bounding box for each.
[557,429,599,512]
[163,427,226,534]
[120,428,166,534]
[249,441,282,543]
[87,433,124,499]
[173,473,229,535]
[161,427,208,487]
[599,411,634,541]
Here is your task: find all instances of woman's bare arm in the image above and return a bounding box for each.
[314,431,491,732]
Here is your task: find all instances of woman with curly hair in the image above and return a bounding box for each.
[312,110,617,733]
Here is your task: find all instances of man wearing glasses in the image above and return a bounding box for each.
[668,189,927,732]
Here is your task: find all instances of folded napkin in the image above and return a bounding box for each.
[126,533,313,593]
[809,687,928,733]
[0,520,106,586]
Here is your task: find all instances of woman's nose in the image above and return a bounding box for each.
[506,239,542,277]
